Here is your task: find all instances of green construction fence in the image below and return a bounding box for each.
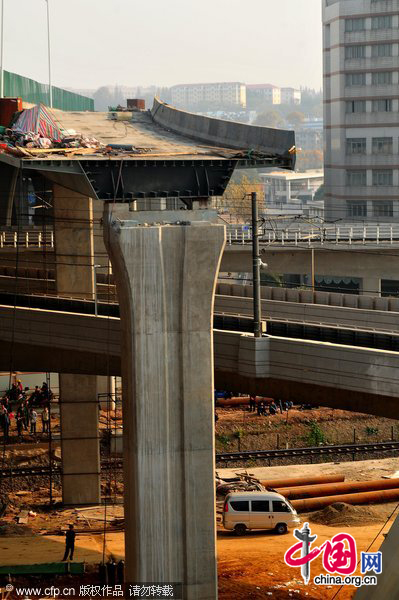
[4,70,94,112]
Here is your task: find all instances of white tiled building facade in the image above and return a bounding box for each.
[323,0,399,221]
[281,87,302,105]
[170,82,246,108]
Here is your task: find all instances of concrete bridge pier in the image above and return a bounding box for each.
[59,373,101,505]
[53,185,101,504]
[104,204,225,599]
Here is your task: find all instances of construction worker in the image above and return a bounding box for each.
[62,524,76,561]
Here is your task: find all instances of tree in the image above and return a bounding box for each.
[254,110,285,128]
[219,175,265,221]
[287,111,305,128]
[296,149,323,170]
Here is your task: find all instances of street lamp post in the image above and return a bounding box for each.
[45,0,52,107]
[251,192,262,338]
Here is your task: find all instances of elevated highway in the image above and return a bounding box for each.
[1,300,399,419]
[215,286,399,334]
[1,225,395,297]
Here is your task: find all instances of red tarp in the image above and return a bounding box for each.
[12,103,62,141]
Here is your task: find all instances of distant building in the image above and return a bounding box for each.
[260,170,324,219]
[246,83,281,104]
[323,0,399,221]
[281,87,302,105]
[170,82,246,108]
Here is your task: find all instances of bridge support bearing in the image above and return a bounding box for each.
[104,204,225,600]
[59,373,101,505]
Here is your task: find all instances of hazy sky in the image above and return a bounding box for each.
[3,0,323,91]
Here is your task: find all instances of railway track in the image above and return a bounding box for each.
[0,442,398,478]
[215,440,399,464]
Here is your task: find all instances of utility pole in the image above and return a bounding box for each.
[45,0,52,108]
[0,0,4,99]
[252,192,262,337]
[311,248,315,300]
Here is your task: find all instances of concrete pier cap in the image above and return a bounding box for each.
[103,202,225,599]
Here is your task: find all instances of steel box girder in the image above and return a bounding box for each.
[20,156,289,202]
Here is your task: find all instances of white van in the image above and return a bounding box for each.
[223,491,300,535]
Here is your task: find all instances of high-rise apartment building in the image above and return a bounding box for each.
[323,0,399,221]
[170,82,246,108]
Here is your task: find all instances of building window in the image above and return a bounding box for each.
[347,201,367,217]
[346,138,367,154]
[371,44,392,58]
[347,170,367,186]
[372,99,392,112]
[372,170,393,185]
[372,71,393,85]
[345,18,366,32]
[346,100,366,113]
[373,201,393,217]
[372,137,393,154]
[372,16,393,29]
[345,45,367,59]
[346,73,366,86]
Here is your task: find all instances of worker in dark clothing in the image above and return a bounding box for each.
[249,395,256,412]
[62,524,76,561]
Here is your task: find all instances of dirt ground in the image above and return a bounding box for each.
[0,457,398,598]
[0,522,389,599]
[215,404,399,454]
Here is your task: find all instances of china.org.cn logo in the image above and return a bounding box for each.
[284,522,382,587]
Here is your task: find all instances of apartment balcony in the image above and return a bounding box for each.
[344,155,399,168]
[345,30,399,44]
[344,57,398,69]
[345,112,399,126]
[344,187,398,198]
[343,85,399,98]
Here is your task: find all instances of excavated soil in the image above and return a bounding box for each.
[307,502,383,527]
[0,521,35,536]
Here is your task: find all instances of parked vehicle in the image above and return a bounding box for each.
[223,491,300,536]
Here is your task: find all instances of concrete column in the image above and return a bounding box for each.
[361,276,381,297]
[0,163,18,226]
[59,373,101,505]
[97,375,116,411]
[104,205,225,599]
[53,185,100,505]
[53,184,95,298]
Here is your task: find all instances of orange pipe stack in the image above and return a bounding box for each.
[277,478,399,500]
[262,474,345,489]
[291,488,399,512]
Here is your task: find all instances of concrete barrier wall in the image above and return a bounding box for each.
[214,330,399,401]
[216,283,399,314]
[214,294,399,333]
[151,98,295,163]
[2,306,399,415]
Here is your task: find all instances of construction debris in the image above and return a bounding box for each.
[0,103,104,157]
[215,471,265,498]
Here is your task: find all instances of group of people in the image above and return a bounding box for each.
[249,396,294,416]
[0,380,52,441]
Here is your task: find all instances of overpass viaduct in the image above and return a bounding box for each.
[1,225,398,297]
[0,99,296,599]
[221,243,399,297]
[1,302,399,418]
